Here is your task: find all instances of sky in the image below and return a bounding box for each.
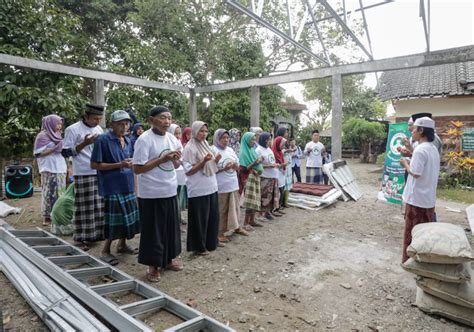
[278,0,474,119]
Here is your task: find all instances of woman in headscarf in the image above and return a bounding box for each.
[255,132,281,220]
[275,127,292,207]
[34,115,67,226]
[250,127,263,148]
[130,123,144,156]
[212,129,249,244]
[239,132,264,230]
[228,128,241,155]
[272,136,288,215]
[181,127,192,147]
[168,124,188,218]
[182,121,221,256]
[275,126,289,139]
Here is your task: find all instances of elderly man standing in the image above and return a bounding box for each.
[62,104,105,250]
[133,105,183,282]
[400,117,440,263]
[91,110,140,266]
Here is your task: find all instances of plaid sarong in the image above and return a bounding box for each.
[242,172,261,211]
[305,167,323,184]
[73,175,104,242]
[104,193,140,240]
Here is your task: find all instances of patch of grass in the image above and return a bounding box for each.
[437,187,474,204]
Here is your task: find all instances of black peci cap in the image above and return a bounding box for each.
[149,105,170,117]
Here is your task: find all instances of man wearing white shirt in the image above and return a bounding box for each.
[400,117,440,263]
[304,130,325,184]
[133,105,183,282]
[62,104,105,250]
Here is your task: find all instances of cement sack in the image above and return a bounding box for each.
[408,223,474,264]
[0,201,21,218]
[402,258,471,283]
[417,277,474,309]
[416,287,474,327]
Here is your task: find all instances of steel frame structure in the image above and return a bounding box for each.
[0,0,470,158]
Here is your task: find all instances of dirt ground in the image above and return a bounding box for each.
[1,160,473,331]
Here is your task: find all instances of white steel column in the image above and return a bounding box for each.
[250,86,260,127]
[331,74,343,160]
[189,89,198,123]
[94,79,106,128]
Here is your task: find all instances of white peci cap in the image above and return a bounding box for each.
[414,117,435,129]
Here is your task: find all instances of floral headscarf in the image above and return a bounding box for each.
[229,128,241,155]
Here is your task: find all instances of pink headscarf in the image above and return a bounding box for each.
[34,115,63,152]
[181,127,192,146]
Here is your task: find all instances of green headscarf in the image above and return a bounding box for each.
[239,132,264,173]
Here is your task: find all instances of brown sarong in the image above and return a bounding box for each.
[402,203,435,263]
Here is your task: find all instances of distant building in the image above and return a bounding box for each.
[271,102,307,138]
[378,61,474,131]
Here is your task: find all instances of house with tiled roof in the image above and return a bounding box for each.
[378,61,474,131]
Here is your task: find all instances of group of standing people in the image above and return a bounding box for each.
[34,102,332,282]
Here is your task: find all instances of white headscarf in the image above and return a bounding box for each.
[167,123,180,135]
[182,121,218,176]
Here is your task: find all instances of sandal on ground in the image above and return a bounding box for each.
[243,224,254,231]
[74,241,90,251]
[218,236,230,243]
[116,244,139,255]
[217,242,226,247]
[146,269,161,282]
[100,254,119,266]
[235,228,249,236]
[196,251,210,256]
[264,213,275,220]
[249,221,263,227]
[166,259,183,271]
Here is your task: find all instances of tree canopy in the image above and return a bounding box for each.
[0,0,377,157]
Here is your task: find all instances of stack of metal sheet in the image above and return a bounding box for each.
[323,160,362,201]
[0,227,235,332]
[0,239,109,331]
[288,188,342,211]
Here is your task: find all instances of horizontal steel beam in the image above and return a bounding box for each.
[48,254,93,266]
[195,45,474,92]
[10,230,49,237]
[67,266,112,278]
[32,244,76,255]
[0,53,190,93]
[19,237,61,246]
[120,297,167,317]
[91,280,136,296]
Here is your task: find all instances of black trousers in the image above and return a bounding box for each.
[137,196,181,268]
[292,165,301,183]
[187,192,219,253]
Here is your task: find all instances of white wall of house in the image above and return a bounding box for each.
[392,96,474,118]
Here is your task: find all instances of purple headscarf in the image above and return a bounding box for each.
[34,115,63,152]
[213,128,228,150]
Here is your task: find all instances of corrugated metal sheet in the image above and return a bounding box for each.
[323,160,362,201]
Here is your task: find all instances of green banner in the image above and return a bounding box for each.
[462,128,474,151]
[380,123,411,205]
